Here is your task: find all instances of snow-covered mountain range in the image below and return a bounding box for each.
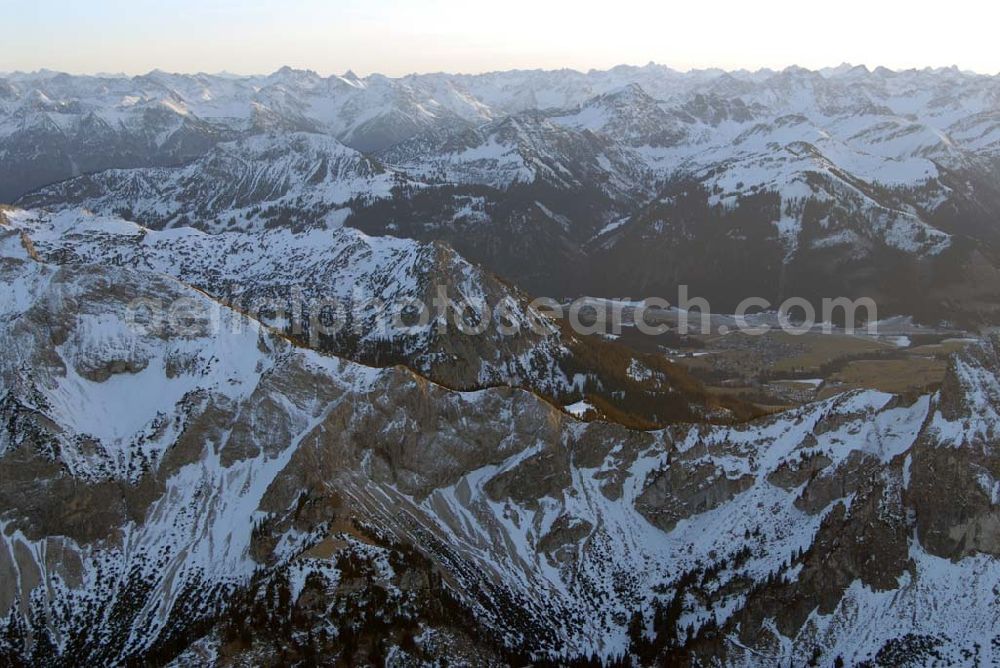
[8,64,1000,321]
[18,132,402,231]
[4,63,1000,666]
[5,63,999,198]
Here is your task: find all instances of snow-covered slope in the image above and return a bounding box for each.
[550,83,693,148]
[17,132,403,231]
[3,207,566,390]
[380,111,651,200]
[3,207,732,426]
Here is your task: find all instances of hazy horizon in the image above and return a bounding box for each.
[1,61,995,80]
[5,0,999,78]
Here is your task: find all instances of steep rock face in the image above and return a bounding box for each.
[635,458,755,533]
[909,336,1000,559]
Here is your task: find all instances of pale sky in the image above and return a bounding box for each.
[2,0,998,77]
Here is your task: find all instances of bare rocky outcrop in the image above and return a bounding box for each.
[767,449,831,490]
[908,337,1000,559]
[635,459,755,532]
[794,450,880,514]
